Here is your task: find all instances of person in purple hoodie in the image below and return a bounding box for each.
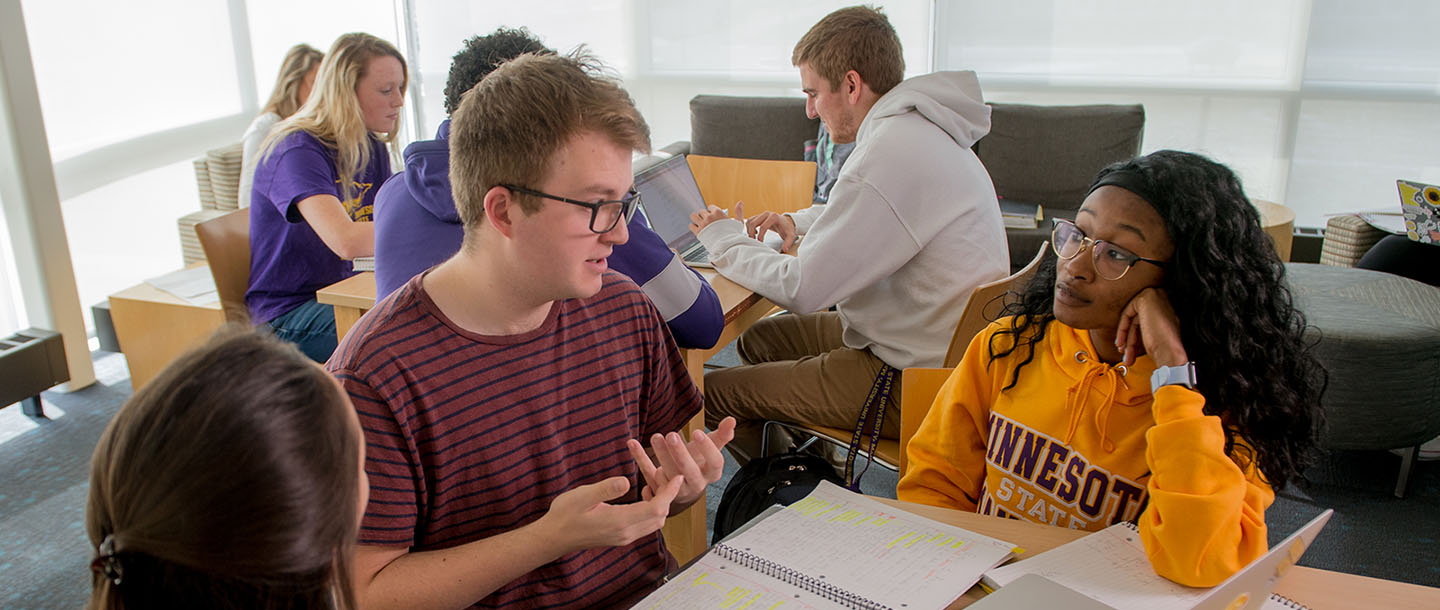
[373,27,723,349]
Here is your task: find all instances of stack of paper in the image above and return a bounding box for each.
[146,266,219,306]
[1000,200,1044,230]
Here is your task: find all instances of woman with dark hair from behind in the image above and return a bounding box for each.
[899,150,1325,587]
[240,43,325,209]
[86,327,366,609]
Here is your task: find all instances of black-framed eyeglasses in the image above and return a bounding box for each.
[500,184,640,234]
[1051,218,1168,281]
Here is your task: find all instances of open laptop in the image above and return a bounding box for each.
[971,509,1333,610]
[1396,179,1440,244]
[634,155,717,268]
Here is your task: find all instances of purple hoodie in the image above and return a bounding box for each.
[372,120,723,349]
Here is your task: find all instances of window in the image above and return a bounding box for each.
[403,1,931,150]
[22,0,242,160]
[936,0,1440,226]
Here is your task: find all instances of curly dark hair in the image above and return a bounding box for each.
[988,150,1325,489]
[443,27,552,115]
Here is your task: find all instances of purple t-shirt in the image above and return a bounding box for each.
[246,131,390,324]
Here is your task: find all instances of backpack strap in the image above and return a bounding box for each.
[842,363,898,490]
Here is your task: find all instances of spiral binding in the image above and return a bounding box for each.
[1268,594,1311,609]
[714,544,892,610]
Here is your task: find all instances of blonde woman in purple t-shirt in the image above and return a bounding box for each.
[248,32,406,362]
[240,43,323,209]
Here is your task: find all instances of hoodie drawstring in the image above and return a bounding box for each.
[1063,351,1129,452]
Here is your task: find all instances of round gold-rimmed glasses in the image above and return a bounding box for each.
[1051,219,1168,280]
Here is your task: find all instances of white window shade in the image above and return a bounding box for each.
[0,194,24,333]
[404,1,931,154]
[245,0,401,109]
[60,160,199,324]
[403,1,632,139]
[22,0,242,161]
[645,1,930,80]
[937,0,1440,227]
[1304,1,1440,89]
[940,1,1306,88]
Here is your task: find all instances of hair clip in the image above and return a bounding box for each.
[90,535,123,586]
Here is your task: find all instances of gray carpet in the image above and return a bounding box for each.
[1,350,131,609]
[1,347,1436,609]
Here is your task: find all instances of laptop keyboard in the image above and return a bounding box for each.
[682,245,709,264]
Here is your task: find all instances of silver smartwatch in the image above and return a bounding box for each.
[1150,362,1198,393]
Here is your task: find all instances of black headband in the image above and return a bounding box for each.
[1088,169,1161,210]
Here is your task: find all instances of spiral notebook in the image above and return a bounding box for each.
[636,481,1019,610]
[976,509,1331,610]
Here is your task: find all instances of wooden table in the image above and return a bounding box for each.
[109,269,225,390]
[874,497,1440,609]
[316,269,775,564]
[315,272,376,340]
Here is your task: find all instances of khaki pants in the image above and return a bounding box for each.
[703,311,901,465]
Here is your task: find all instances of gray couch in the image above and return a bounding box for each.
[1286,263,1440,497]
[683,95,1146,270]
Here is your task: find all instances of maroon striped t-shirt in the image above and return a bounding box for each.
[327,271,701,609]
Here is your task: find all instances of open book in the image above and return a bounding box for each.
[637,481,1018,610]
[976,509,1332,610]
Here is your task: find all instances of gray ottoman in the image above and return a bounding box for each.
[1286,263,1440,496]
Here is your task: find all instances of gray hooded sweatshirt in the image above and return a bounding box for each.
[695,71,1009,369]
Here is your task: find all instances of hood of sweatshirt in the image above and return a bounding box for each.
[399,119,458,224]
[859,71,991,148]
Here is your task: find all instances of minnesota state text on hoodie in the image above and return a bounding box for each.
[899,318,1273,588]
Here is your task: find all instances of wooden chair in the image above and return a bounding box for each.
[760,419,902,473]
[756,243,1050,474]
[195,208,251,324]
[898,367,953,478]
[943,241,1050,368]
[686,154,816,217]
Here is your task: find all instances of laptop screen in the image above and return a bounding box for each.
[635,155,707,252]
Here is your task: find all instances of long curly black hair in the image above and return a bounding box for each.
[988,150,1325,488]
[443,27,553,115]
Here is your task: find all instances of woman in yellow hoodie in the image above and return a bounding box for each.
[898,150,1324,587]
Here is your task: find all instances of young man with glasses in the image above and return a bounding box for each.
[371,27,722,349]
[328,51,736,609]
[688,5,1009,465]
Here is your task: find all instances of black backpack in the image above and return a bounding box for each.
[711,449,844,544]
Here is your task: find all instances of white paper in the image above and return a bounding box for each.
[637,552,851,610]
[718,481,1018,609]
[145,266,219,306]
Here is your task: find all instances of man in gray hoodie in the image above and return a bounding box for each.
[691,5,1009,466]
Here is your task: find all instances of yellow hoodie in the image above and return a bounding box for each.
[897,317,1271,587]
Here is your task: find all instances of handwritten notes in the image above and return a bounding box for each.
[639,482,1017,610]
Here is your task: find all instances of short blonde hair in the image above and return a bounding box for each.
[262,33,407,203]
[261,43,324,119]
[449,51,649,230]
[792,5,904,95]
